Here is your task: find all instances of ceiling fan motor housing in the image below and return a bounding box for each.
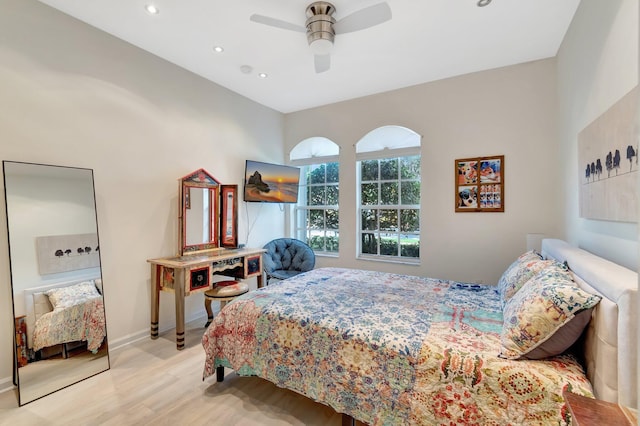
[306,1,336,52]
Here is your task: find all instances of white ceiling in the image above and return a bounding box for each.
[36,0,581,113]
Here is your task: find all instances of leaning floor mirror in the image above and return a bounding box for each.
[3,161,109,406]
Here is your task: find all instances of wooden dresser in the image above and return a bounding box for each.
[147,247,265,350]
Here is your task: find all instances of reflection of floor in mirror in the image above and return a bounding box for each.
[0,317,343,425]
[18,344,109,405]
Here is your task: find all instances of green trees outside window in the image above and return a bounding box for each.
[359,155,420,259]
[295,162,339,253]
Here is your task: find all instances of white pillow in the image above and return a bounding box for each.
[33,292,53,319]
[45,281,100,310]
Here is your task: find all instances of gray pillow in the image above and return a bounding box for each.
[521,308,594,359]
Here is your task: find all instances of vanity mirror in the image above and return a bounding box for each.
[179,168,238,254]
[3,161,109,406]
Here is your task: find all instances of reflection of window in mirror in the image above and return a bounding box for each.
[225,192,234,238]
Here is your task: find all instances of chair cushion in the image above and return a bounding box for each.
[270,269,304,280]
[262,238,315,277]
[205,280,249,298]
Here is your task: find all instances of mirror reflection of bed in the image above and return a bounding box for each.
[3,161,110,406]
[17,278,108,403]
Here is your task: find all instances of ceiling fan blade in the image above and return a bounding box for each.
[250,14,306,33]
[314,54,331,73]
[334,2,392,34]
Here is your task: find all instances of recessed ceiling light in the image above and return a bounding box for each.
[213,46,224,53]
[145,4,159,15]
[240,65,253,74]
[477,0,492,6]
[258,73,268,79]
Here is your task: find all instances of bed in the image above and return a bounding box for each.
[202,239,637,424]
[23,277,107,358]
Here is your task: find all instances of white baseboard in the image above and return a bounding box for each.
[0,313,208,394]
[0,375,15,395]
[107,312,207,352]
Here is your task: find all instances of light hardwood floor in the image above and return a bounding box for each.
[0,319,343,425]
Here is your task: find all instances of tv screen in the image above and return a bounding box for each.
[244,160,300,203]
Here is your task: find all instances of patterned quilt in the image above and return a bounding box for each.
[202,268,593,425]
[33,296,106,353]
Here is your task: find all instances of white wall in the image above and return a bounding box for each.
[4,168,100,317]
[557,0,639,269]
[0,0,285,386]
[285,58,561,284]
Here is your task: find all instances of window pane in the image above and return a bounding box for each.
[361,232,378,254]
[326,231,339,252]
[361,183,378,205]
[361,209,378,231]
[361,160,378,181]
[309,209,324,229]
[308,234,325,251]
[304,209,311,228]
[309,186,326,205]
[380,158,398,180]
[400,156,420,179]
[309,164,326,184]
[379,233,398,256]
[297,161,340,254]
[400,209,419,232]
[400,235,420,258]
[326,185,339,205]
[357,154,420,260]
[401,181,420,205]
[379,209,398,231]
[326,209,339,230]
[380,182,398,204]
[326,162,339,183]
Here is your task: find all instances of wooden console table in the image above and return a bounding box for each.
[147,247,265,350]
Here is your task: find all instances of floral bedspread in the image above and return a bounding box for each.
[202,268,593,425]
[33,296,106,353]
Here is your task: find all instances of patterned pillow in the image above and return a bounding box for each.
[500,266,601,359]
[496,251,555,306]
[45,281,100,310]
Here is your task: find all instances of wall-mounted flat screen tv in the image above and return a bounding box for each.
[243,160,300,203]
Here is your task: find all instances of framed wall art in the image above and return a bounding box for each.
[220,184,238,248]
[455,155,504,212]
[578,87,638,222]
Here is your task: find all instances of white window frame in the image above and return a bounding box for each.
[356,147,421,263]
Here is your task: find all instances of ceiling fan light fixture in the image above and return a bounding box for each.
[305,1,336,52]
[309,38,333,55]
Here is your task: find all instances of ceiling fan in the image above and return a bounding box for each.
[250,1,392,73]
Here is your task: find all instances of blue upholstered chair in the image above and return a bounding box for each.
[262,238,315,284]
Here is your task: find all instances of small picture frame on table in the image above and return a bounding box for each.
[455,155,504,212]
[220,185,238,248]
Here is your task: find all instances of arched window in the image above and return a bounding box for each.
[290,137,340,254]
[356,126,421,262]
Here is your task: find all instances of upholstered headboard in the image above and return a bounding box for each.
[23,277,100,350]
[541,239,637,409]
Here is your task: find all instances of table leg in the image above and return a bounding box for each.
[257,273,264,289]
[150,264,160,339]
[174,268,186,350]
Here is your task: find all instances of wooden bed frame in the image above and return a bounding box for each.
[542,238,637,409]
